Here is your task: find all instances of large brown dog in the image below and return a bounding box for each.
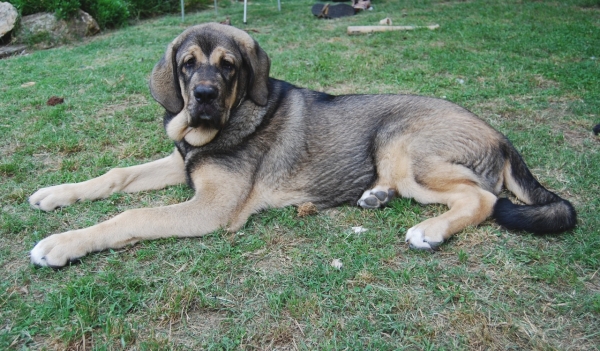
[29,23,576,267]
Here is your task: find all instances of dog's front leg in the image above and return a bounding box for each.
[30,200,227,267]
[29,150,186,211]
[30,164,251,267]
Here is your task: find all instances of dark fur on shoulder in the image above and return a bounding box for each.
[28,23,576,267]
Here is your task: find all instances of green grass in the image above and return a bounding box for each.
[1,0,599,349]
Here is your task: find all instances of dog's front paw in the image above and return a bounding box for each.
[358,187,396,209]
[30,232,87,268]
[29,184,80,211]
[405,226,443,251]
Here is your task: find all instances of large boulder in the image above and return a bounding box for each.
[0,2,18,39]
[17,10,100,47]
[18,12,65,42]
[70,9,100,37]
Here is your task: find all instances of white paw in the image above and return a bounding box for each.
[29,184,79,211]
[30,232,86,267]
[405,226,443,251]
[30,240,52,267]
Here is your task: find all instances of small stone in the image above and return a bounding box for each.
[352,226,368,234]
[331,259,343,270]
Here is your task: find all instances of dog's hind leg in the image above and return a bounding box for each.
[29,150,186,211]
[404,183,497,250]
[370,137,499,249]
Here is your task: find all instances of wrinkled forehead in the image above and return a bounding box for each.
[175,24,254,63]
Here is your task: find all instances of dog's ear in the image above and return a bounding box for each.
[238,38,271,106]
[150,40,183,114]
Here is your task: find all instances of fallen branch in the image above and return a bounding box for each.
[347,24,440,35]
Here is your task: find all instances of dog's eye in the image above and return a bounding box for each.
[184,58,196,69]
[221,60,234,71]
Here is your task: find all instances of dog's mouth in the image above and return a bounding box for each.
[165,104,222,146]
[188,103,222,130]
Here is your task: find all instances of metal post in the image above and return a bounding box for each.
[243,0,247,24]
[181,0,184,21]
[214,0,218,15]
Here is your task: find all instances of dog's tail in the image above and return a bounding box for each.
[492,141,576,234]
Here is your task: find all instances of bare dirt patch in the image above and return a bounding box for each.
[124,308,227,349]
[254,253,293,275]
[94,93,149,118]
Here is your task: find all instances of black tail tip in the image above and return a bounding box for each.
[492,197,577,235]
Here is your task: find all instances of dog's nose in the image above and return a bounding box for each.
[194,85,218,103]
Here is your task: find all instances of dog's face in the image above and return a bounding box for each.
[150,23,271,146]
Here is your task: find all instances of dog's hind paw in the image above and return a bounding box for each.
[405,226,442,252]
[358,186,396,209]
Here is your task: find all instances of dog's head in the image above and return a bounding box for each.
[150,23,271,146]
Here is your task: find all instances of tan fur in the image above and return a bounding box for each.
[209,47,235,66]
[371,138,497,244]
[29,151,185,211]
[165,109,219,146]
[227,184,312,232]
[184,45,208,65]
[31,161,251,267]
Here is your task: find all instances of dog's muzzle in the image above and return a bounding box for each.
[189,84,221,128]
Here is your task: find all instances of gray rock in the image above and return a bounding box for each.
[19,12,64,37]
[0,44,26,59]
[71,9,100,37]
[17,10,99,47]
[0,2,18,39]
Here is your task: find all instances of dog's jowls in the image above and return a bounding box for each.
[29,23,576,268]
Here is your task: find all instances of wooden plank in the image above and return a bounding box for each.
[347,24,440,35]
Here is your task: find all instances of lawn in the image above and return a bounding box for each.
[1,0,599,349]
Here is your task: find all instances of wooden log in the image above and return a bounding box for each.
[347,24,440,35]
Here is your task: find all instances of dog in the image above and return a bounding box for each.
[29,23,576,268]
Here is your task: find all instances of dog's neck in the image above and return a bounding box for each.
[196,78,283,151]
[214,99,270,147]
